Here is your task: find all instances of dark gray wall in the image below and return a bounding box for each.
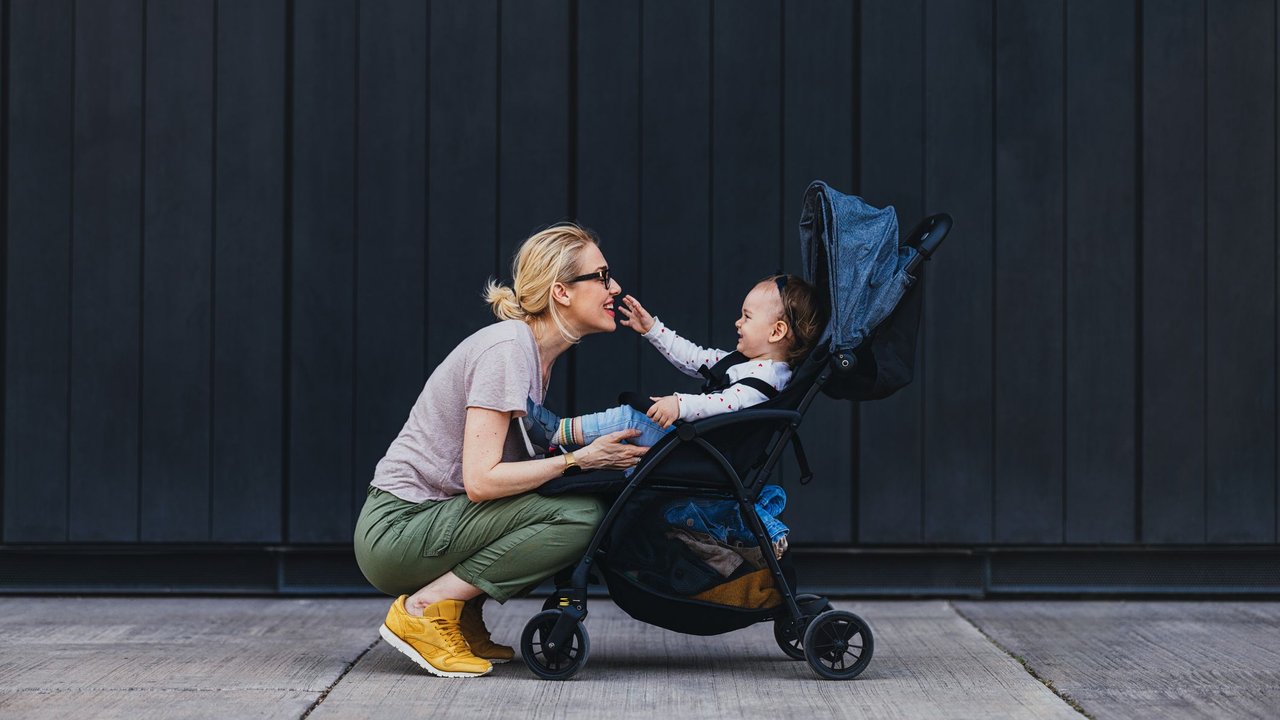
[2,0,1276,550]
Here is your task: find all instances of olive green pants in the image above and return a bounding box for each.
[353,486,606,602]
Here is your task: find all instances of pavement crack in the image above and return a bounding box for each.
[949,602,1095,720]
[299,635,381,720]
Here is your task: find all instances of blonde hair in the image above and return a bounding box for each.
[484,223,600,343]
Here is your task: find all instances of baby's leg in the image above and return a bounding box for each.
[558,405,671,448]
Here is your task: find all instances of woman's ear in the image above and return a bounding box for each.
[550,281,572,307]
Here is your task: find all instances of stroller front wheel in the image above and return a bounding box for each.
[521,610,590,680]
[773,594,826,660]
[803,610,874,680]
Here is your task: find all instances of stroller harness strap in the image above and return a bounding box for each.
[696,352,779,399]
[697,353,813,485]
[697,352,745,392]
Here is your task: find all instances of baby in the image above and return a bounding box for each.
[525,274,825,450]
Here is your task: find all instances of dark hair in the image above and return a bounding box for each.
[762,274,827,367]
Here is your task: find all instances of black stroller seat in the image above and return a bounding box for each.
[524,183,952,681]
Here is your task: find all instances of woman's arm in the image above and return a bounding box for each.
[461,406,648,502]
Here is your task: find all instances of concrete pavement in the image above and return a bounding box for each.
[1,597,1277,719]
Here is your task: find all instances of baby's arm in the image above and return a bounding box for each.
[642,318,730,379]
[620,295,729,378]
[673,383,772,422]
[672,362,783,422]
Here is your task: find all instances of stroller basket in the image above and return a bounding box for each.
[598,487,799,636]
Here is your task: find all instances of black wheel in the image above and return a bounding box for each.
[520,610,590,681]
[802,610,874,680]
[773,594,823,660]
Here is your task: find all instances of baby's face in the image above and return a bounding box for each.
[734,283,785,358]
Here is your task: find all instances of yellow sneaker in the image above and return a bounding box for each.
[380,596,492,677]
[459,599,516,664]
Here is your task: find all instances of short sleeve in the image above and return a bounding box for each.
[465,340,534,416]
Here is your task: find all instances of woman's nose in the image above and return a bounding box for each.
[608,277,621,295]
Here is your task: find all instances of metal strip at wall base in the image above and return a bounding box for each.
[3,546,1280,597]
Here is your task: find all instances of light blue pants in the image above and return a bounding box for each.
[526,398,672,448]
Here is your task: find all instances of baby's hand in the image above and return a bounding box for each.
[646,395,680,428]
[617,295,655,334]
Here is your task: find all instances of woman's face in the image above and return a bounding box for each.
[562,243,622,335]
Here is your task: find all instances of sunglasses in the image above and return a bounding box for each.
[566,267,611,286]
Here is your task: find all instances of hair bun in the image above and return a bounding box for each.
[484,278,526,321]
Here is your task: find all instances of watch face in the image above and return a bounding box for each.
[563,453,581,476]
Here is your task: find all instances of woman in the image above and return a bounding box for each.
[354,224,647,678]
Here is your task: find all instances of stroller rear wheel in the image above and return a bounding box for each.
[520,610,590,680]
[803,610,874,680]
[773,594,825,660]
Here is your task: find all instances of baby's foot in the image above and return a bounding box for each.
[523,398,560,449]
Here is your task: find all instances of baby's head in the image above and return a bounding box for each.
[735,274,826,367]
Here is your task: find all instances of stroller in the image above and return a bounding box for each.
[522,182,952,681]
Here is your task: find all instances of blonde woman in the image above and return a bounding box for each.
[354,224,646,678]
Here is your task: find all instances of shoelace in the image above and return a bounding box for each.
[428,617,471,654]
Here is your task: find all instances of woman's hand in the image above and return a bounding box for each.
[464,407,641,500]
[646,395,680,428]
[617,295,655,334]
[577,428,649,470]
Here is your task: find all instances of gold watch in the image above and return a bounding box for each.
[561,450,581,476]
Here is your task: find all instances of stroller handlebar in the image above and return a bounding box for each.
[903,212,953,266]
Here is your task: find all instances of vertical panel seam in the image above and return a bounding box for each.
[67,0,76,541]
[636,0,644,384]
[777,0,784,273]
[921,0,928,542]
[351,0,359,525]
[852,0,861,198]
[991,0,998,544]
[568,0,578,223]
[138,0,148,542]
[1275,0,1279,544]
[282,0,294,543]
[423,0,430,379]
[1135,0,1144,542]
[494,0,502,282]
[707,0,714,343]
[0,0,9,542]
[1202,0,1208,543]
[209,0,218,541]
[567,0,578,415]
[851,0,861,545]
[1060,0,1067,544]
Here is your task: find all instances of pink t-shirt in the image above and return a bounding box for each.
[371,320,543,503]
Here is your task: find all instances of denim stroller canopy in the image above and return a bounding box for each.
[798,181,924,401]
[799,180,918,353]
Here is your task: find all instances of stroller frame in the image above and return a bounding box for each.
[521,212,952,681]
